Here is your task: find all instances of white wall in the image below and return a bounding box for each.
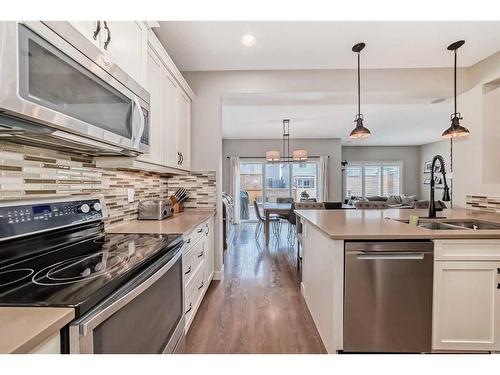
[453,51,500,207]
[341,146,421,197]
[223,138,342,200]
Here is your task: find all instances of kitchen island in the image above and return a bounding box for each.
[295,208,500,354]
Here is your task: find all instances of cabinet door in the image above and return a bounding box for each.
[433,261,500,351]
[103,21,147,87]
[69,21,101,46]
[162,72,179,167]
[138,47,163,164]
[204,218,214,282]
[176,89,191,170]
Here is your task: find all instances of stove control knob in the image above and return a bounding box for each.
[78,204,90,214]
[92,202,102,212]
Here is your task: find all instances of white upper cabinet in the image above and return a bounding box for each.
[176,89,191,170]
[69,21,147,87]
[163,73,180,168]
[69,21,101,46]
[140,29,193,171]
[138,47,163,165]
[103,21,147,87]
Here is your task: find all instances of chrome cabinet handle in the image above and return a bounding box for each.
[497,283,500,290]
[93,21,101,40]
[184,266,191,275]
[177,152,181,165]
[179,152,184,165]
[185,302,192,314]
[198,251,204,258]
[197,228,204,234]
[103,21,111,50]
[198,282,204,290]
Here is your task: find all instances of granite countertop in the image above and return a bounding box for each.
[295,208,500,240]
[106,209,216,235]
[0,307,74,354]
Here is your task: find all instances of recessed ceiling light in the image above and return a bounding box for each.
[240,34,256,47]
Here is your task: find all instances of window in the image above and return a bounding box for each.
[345,162,402,198]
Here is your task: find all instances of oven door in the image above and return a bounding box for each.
[69,243,184,354]
[0,21,149,153]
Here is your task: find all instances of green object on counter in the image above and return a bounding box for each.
[409,215,419,226]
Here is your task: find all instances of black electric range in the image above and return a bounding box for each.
[0,196,183,318]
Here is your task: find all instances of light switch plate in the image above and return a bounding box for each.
[127,188,135,203]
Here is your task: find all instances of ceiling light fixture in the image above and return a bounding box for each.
[442,40,470,139]
[265,119,308,163]
[349,42,371,139]
[240,34,256,47]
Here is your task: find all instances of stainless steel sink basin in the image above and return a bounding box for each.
[443,220,500,230]
[393,218,500,230]
[417,222,465,230]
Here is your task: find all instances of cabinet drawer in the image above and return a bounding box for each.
[184,223,206,250]
[183,239,205,286]
[434,240,500,261]
[184,267,205,329]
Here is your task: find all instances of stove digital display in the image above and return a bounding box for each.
[33,205,51,214]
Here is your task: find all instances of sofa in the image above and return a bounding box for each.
[348,195,429,209]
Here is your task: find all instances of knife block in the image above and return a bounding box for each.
[170,196,184,214]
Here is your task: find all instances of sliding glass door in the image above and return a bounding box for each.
[239,163,263,221]
[238,159,320,222]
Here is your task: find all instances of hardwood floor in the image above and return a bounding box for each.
[184,222,326,354]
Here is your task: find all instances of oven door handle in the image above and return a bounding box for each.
[75,243,183,336]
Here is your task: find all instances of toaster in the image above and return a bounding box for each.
[138,199,173,220]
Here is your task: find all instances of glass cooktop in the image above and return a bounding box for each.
[0,230,182,316]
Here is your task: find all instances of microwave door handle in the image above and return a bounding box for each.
[132,96,145,148]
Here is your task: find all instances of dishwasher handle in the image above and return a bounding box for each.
[355,252,425,260]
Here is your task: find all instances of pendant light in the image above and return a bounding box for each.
[349,42,371,139]
[442,40,470,139]
[265,119,308,162]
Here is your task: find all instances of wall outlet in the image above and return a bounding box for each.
[127,188,135,203]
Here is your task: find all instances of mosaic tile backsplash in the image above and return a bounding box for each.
[0,142,216,226]
[466,195,500,213]
[167,172,217,210]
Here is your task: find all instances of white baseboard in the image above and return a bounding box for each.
[213,264,225,280]
[300,282,306,298]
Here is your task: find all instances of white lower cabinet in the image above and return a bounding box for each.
[433,240,500,352]
[183,217,215,333]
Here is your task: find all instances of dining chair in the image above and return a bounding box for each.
[253,200,281,240]
[276,197,294,203]
[324,202,342,209]
[300,198,317,202]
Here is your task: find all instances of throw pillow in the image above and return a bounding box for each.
[401,195,417,206]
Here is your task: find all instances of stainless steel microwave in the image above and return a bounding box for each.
[0,21,150,156]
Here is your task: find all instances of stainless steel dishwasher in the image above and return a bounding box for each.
[343,241,434,353]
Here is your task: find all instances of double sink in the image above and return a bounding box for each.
[396,218,500,231]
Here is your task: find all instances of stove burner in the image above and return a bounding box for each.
[0,268,35,287]
[32,252,128,286]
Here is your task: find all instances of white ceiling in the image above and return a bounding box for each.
[155,21,500,71]
[222,93,451,146]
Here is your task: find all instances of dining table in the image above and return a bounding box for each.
[262,202,292,245]
[261,202,355,245]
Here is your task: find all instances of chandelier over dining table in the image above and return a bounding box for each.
[265,119,308,162]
